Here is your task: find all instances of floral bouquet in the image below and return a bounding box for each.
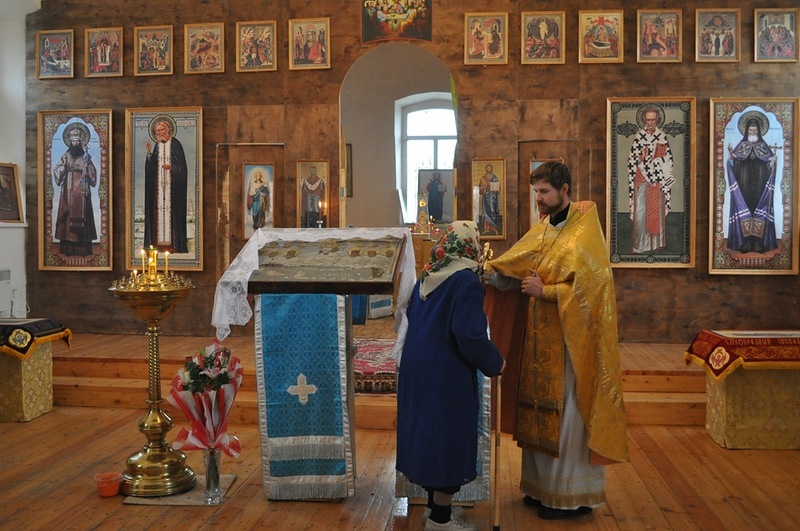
[167,340,244,458]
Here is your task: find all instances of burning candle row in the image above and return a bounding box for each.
[139,246,169,276]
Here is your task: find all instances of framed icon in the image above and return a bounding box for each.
[297,160,329,227]
[243,162,274,239]
[754,9,798,63]
[289,18,331,70]
[85,27,123,77]
[465,12,508,65]
[362,0,432,43]
[418,169,455,226]
[236,20,277,72]
[134,25,173,76]
[578,11,623,63]
[0,163,24,224]
[606,97,696,268]
[471,158,505,240]
[709,98,799,274]
[521,11,565,65]
[37,110,113,270]
[185,23,225,74]
[637,9,682,63]
[124,107,203,270]
[36,29,74,79]
[696,9,740,63]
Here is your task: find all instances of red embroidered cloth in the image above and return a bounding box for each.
[684,329,800,380]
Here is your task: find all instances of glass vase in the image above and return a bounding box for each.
[202,448,222,505]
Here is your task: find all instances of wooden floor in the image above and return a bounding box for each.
[1,406,799,530]
[5,318,798,529]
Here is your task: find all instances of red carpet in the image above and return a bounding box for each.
[353,338,396,394]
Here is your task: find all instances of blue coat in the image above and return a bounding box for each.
[396,269,504,488]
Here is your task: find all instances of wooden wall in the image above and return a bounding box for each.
[24,0,800,341]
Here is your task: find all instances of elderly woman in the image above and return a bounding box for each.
[396,220,505,531]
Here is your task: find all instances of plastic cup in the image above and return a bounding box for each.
[94,472,123,497]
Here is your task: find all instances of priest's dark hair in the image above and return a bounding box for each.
[530,161,572,196]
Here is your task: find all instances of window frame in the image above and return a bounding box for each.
[396,92,456,223]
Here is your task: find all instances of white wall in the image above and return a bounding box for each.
[0,1,40,317]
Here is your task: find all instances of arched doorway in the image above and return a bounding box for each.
[340,42,454,227]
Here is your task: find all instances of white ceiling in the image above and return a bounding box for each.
[0,0,40,21]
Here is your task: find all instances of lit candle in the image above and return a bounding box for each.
[164,251,169,275]
[146,246,159,276]
[140,249,146,271]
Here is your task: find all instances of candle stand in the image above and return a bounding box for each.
[108,248,196,497]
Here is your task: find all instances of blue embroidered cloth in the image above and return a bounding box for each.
[254,293,355,499]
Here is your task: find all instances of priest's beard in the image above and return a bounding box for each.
[538,196,567,216]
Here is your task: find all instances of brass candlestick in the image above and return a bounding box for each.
[109,248,196,497]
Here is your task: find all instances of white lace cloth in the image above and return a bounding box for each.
[211,227,416,362]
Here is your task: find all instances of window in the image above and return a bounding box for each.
[396,93,456,223]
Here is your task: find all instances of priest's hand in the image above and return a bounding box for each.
[521,269,544,298]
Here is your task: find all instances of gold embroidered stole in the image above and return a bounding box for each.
[516,295,564,456]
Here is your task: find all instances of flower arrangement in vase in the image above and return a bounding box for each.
[167,340,244,504]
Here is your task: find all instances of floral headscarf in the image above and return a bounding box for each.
[419,220,481,300]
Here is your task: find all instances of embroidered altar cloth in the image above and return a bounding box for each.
[684,329,800,380]
[0,318,71,422]
[685,330,800,449]
[255,294,355,499]
[0,318,71,361]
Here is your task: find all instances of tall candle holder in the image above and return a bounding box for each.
[109,247,196,497]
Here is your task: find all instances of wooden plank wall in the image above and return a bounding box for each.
[24,0,800,341]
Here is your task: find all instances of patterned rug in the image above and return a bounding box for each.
[353,338,396,394]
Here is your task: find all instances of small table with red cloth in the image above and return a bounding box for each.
[685,329,800,449]
[0,318,71,422]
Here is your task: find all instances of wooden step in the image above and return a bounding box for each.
[622,372,705,393]
[52,376,262,425]
[623,391,706,425]
[354,394,396,430]
[53,375,706,428]
[52,376,398,429]
[55,356,705,393]
[52,356,261,389]
[53,339,706,429]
